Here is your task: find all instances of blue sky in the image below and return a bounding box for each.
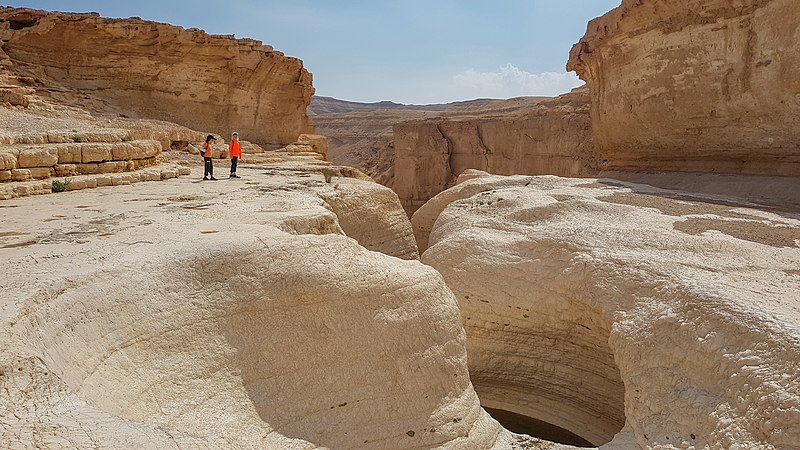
[7,1,620,104]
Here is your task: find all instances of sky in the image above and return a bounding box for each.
[6,1,620,104]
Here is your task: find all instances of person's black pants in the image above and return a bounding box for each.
[230,156,238,174]
[204,157,213,178]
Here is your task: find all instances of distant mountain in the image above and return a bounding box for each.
[309,96,451,115]
[308,95,545,116]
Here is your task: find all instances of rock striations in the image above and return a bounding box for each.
[567,0,800,176]
[0,7,315,145]
[0,166,545,450]
[393,90,593,214]
[414,171,800,448]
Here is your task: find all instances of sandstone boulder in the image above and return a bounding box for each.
[28,166,52,179]
[17,147,57,168]
[416,172,800,448]
[296,133,329,158]
[110,140,161,161]
[0,151,16,169]
[10,168,29,181]
[81,144,113,163]
[241,140,264,154]
[66,179,87,190]
[95,175,112,187]
[53,164,77,177]
[56,144,82,164]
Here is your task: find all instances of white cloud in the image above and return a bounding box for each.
[452,63,583,99]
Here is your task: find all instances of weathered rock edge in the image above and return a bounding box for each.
[568,0,800,176]
[0,7,315,145]
[415,171,800,448]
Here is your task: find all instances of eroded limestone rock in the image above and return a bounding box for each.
[567,0,800,176]
[0,166,541,449]
[416,171,800,448]
[0,7,314,145]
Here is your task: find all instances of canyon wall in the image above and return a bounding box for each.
[393,89,594,213]
[391,0,800,214]
[313,98,543,193]
[314,110,406,187]
[567,0,800,175]
[0,8,314,145]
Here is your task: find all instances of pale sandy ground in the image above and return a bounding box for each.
[0,162,551,449]
[1,164,355,314]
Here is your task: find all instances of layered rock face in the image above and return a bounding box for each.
[568,0,800,175]
[414,171,800,448]
[392,89,593,214]
[0,104,205,195]
[0,166,546,449]
[0,8,314,145]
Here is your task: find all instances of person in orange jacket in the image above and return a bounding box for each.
[201,134,218,181]
[229,132,242,178]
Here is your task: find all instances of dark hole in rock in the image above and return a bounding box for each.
[170,140,191,150]
[484,407,594,447]
[8,19,38,30]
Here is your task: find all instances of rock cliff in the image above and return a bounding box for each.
[393,89,593,213]
[414,171,800,448]
[0,7,314,145]
[567,0,800,176]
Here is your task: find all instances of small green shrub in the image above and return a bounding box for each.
[71,135,82,143]
[51,178,71,193]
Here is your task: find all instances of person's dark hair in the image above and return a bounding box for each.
[205,134,216,143]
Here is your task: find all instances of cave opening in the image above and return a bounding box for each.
[170,140,191,150]
[463,300,627,446]
[484,407,594,447]
[7,19,38,30]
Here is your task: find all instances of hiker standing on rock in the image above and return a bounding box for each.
[229,132,242,178]
[201,134,218,181]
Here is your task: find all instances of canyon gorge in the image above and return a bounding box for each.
[1,1,799,449]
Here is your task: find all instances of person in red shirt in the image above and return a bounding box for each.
[201,135,218,181]
[229,132,242,178]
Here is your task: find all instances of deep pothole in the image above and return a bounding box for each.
[484,407,594,447]
[463,302,626,447]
